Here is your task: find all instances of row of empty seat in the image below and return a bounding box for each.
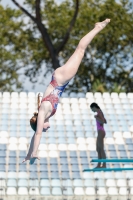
[1,186,133,196]
[1,178,133,187]
[1,92,133,98]
[0,92,133,198]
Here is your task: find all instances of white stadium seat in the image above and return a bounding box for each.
[29,187,40,195]
[0,92,133,198]
[18,187,28,195]
[52,187,62,195]
[7,187,17,195]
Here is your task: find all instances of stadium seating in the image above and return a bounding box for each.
[0,92,133,199]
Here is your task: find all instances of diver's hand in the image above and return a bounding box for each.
[22,156,31,163]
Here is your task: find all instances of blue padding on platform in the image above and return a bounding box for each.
[83,168,133,172]
[91,159,133,163]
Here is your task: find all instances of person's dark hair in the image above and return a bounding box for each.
[30,94,41,132]
[90,102,100,109]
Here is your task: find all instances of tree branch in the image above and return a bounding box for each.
[11,0,54,54]
[11,0,60,69]
[34,0,56,61]
[35,0,41,22]
[56,0,79,54]
[34,1,60,69]
[128,67,133,74]
[34,0,49,50]
[11,0,37,23]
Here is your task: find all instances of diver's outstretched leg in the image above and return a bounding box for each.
[55,19,110,85]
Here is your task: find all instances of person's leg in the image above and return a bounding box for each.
[98,151,102,160]
[55,19,110,85]
[95,136,101,168]
[98,130,106,168]
[101,146,106,159]
[100,131,106,159]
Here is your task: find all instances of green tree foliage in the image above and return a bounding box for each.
[0,5,23,91]
[65,0,133,93]
[11,0,79,82]
[1,0,133,93]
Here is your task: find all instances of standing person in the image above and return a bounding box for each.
[90,103,107,168]
[22,19,110,164]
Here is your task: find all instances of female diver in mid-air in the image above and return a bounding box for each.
[90,103,107,168]
[22,18,110,164]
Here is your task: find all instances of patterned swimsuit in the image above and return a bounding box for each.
[41,73,69,118]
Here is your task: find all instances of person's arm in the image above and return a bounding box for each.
[95,111,107,124]
[94,115,104,124]
[42,120,50,132]
[22,133,35,163]
[42,127,47,132]
[38,93,43,111]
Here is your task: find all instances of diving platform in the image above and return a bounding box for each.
[83,159,133,172]
[83,167,133,172]
[91,159,133,163]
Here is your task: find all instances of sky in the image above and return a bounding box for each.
[1,0,63,8]
[1,0,17,8]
